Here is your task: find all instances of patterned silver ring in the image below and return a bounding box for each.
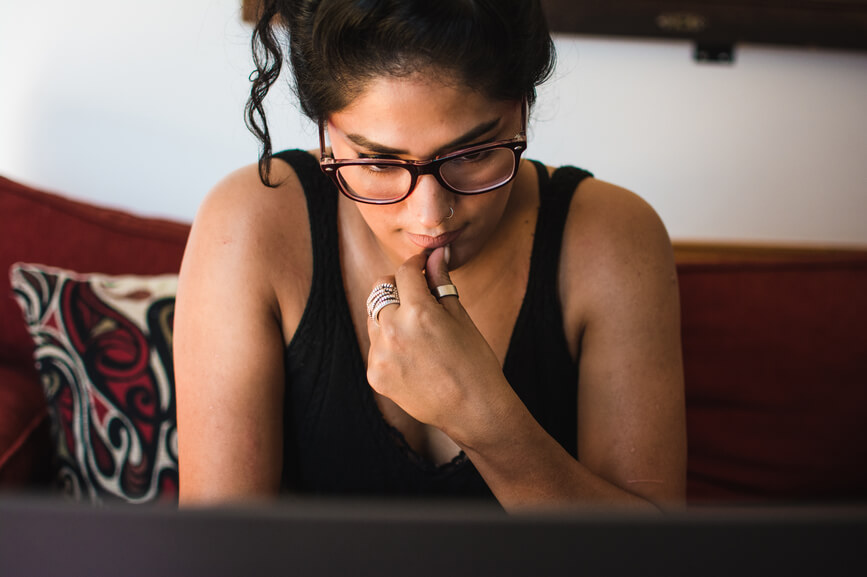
[367,282,400,324]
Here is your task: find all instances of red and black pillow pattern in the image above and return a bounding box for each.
[10,263,178,504]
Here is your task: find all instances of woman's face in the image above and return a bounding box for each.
[326,74,524,270]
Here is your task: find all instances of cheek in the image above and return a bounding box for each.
[462,188,510,228]
[357,205,400,232]
[450,190,511,259]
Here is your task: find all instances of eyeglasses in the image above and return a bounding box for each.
[318,100,527,205]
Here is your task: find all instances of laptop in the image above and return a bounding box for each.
[1,496,865,576]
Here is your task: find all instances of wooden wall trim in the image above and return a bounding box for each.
[672,241,867,265]
[242,0,260,23]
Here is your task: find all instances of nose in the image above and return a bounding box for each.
[406,174,455,229]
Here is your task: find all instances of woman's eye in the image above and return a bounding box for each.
[356,154,399,173]
[365,164,394,173]
[359,153,398,161]
[455,150,492,163]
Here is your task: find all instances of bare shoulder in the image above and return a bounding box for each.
[555,175,680,359]
[561,177,677,307]
[191,158,311,271]
[181,155,314,336]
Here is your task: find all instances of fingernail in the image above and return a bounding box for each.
[443,244,451,267]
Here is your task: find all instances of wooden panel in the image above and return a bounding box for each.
[242,0,260,23]
[672,241,867,265]
[541,0,867,51]
[240,2,867,50]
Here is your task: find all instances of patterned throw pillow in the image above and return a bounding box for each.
[9,263,178,504]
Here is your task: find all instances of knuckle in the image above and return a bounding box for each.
[412,303,438,329]
[371,275,396,290]
[379,320,396,339]
[366,366,388,394]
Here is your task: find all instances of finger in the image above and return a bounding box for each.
[392,252,434,305]
[425,246,463,315]
[424,246,451,291]
[370,300,400,327]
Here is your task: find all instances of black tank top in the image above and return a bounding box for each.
[275,149,593,499]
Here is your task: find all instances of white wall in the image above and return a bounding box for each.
[2,0,866,245]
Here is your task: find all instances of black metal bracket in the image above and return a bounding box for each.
[694,42,736,63]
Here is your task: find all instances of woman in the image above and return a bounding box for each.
[174,0,686,512]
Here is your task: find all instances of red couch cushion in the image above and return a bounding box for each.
[0,365,49,486]
[679,252,867,503]
[0,175,190,484]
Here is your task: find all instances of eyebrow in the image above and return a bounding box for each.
[343,117,502,156]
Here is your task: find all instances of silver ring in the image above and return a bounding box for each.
[446,206,454,220]
[432,283,459,299]
[366,282,397,307]
[367,282,400,324]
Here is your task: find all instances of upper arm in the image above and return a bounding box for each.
[173,165,309,504]
[562,179,686,507]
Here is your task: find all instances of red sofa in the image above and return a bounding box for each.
[2,174,866,504]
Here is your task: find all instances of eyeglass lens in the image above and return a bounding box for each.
[335,148,517,202]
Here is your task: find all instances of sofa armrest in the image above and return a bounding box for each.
[674,241,867,503]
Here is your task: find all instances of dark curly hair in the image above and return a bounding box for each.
[245,0,556,186]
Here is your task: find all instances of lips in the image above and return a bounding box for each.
[406,227,464,249]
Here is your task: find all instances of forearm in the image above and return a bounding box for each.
[451,387,664,513]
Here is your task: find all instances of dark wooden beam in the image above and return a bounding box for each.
[541,1,867,52]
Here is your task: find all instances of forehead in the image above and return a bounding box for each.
[329,74,515,157]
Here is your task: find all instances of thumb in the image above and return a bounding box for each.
[425,245,452,291]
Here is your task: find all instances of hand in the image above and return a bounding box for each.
[366,246,507,437]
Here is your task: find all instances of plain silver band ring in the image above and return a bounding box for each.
[433,284,459,299]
